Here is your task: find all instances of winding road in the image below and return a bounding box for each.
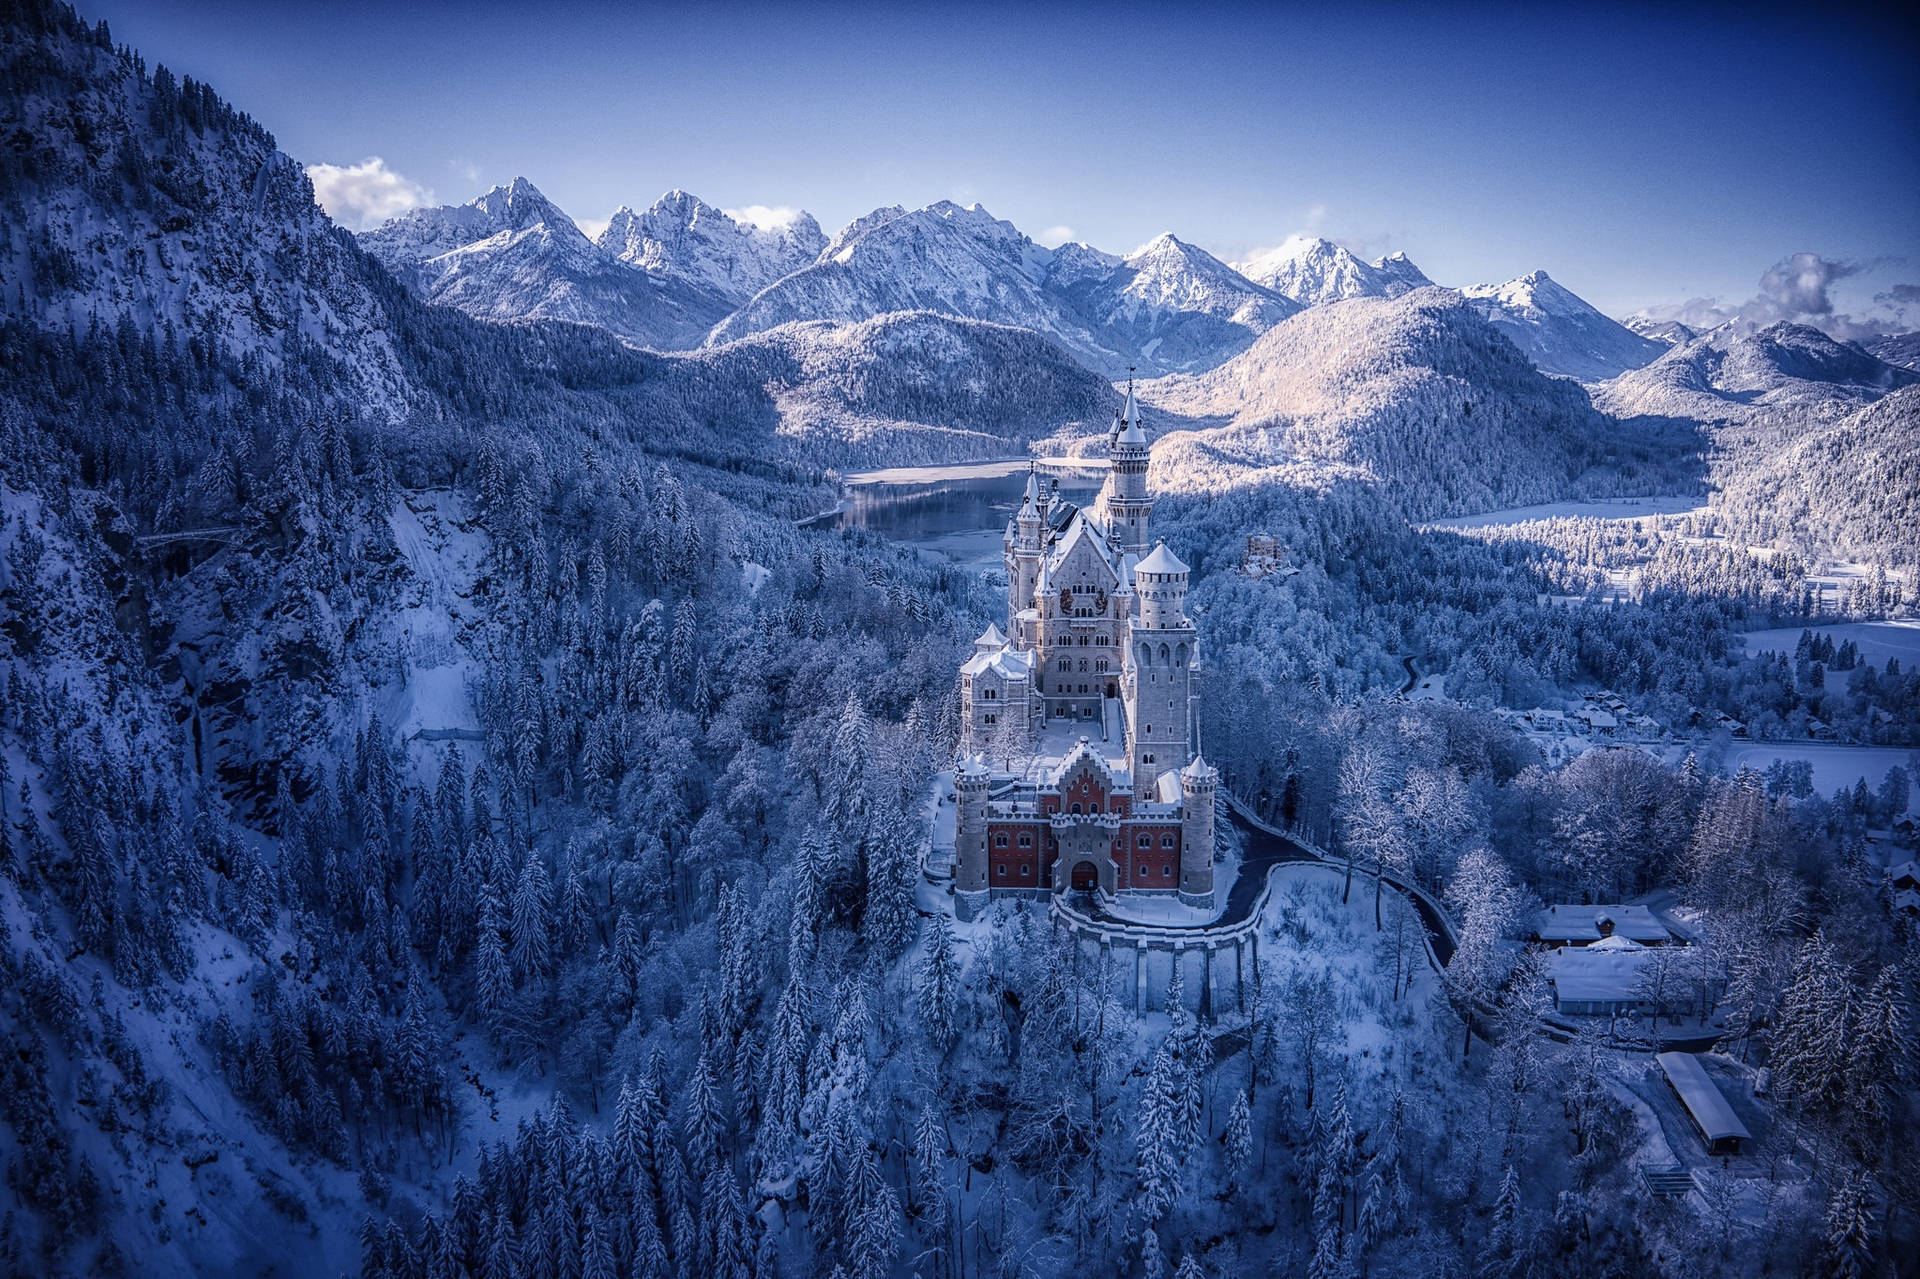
[1073,802,1457,968]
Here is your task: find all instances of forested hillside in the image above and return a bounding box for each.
[1141,288,1698,518]
[2,4,1917,1278]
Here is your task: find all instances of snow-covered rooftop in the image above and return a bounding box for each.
[1533,903,1671,944]
[1136,541,1188,576]
[1548,944,1655,1001]
[1655,1053,1752,1144]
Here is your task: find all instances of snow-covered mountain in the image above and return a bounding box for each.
[1048,232,1300,373]
[358,179,738,350]
[1622,315,1698,345]
[708,201,1121,368]
[0,16,411,416]
[1235,236,1435,307]
[1866,330,1920,371]
[1712,384,1920,567]
[596,189,825,306]
[1459,271,1666,382]
[709,202,1291,376]
[1596,322,1917,421]
[672,310,1117,464]
[1139,288,1627,517]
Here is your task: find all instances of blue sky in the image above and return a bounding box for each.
[89,0,1920,325]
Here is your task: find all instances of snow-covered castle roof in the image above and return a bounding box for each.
[1135,541,1188,576]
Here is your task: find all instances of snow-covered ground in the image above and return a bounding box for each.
[380,490,486,753]
[1740,618,1920,668]
[1425,495,1703,530]
[1639,739,1915,802]
[1716,742,1916,801]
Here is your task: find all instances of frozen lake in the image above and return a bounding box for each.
[1425,495,1704,530]
[821,457,1108,573]
[1740,619,1920,669]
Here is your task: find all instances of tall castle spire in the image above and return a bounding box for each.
[1105,368,1151,556]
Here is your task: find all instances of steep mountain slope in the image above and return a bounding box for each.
[1139,288,1654,517]
[1711,384,1920,567]
[0,9,410,416]
[671,311,1118,464]
[1596,322,1917,421]
[708,200,1123,367]
[1459,271,1666,381]
[0,10,1058,1275]
[1623,315,1698,345]
[359,178,733,350]
[1236,236,1435,306]
[1866,331,1920,371]
[1049,233,1299,373]
[595,189,824,306]
[708,202,1288,376]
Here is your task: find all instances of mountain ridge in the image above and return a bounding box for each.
[1459,270,1667,381]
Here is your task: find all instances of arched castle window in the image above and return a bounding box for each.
[1059,657,1071,671]
[1078,658,1088,672]
[1138,643,1151,666]
[1176,643,1187,665]
[995,835,1008,848]
[1162,834,1176,848]
[1159,643,1171,663]
[984,713,997,725]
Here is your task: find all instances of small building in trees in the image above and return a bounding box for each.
[1546,936,1713,1018]
[1655,1052,1752,1156]
[1532,903,1673,948]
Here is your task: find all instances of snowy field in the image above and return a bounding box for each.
[1717,742,1915,801]
[1425,495,1703,530]
[1639,739,1914,803]
[1740,618,1920,668]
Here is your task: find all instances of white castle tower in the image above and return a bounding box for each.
[1125,540,1196,797]
[1103,379,1153,556]
[955,373,1215,919]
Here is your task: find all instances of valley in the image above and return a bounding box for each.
[0,2,1915,1278]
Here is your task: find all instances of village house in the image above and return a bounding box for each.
[1532,903,1673,947]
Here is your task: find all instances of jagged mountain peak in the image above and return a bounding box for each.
[823,203,911,259]
[470,176,575,234]
[1459,270,1664,381]
[1237,236,1433,307]
[597,189,825,304]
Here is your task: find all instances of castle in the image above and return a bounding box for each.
[952,384,1217,920]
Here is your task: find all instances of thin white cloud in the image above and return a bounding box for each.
[1035,225,1076,248]
[725,204,805,230]
[574,216,612,241]
[307,157,434,231]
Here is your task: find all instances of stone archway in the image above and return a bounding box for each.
[1069,861,1099,891]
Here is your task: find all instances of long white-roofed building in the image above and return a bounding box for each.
[954,381,1216,920]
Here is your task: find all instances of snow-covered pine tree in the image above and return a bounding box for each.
[915,912,960,1054]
